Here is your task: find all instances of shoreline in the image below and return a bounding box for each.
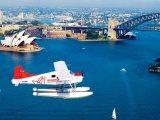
[0,45,44,53]
[36,37,125,41]
[78,39,125,42]
[1,36,125,41]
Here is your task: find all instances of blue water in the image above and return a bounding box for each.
[0,31,160,120]
[38,18,55,24]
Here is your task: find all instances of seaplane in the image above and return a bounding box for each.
[11,61,93,99]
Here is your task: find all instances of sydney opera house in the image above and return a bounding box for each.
[0,31,43,52]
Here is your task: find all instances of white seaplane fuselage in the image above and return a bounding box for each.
[11,71,83,86]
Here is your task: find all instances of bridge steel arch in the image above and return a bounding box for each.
[114,13,160,39]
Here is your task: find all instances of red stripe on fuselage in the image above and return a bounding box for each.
[74,73,82,76]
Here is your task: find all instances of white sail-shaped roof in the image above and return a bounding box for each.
[1,31,37,47]
[0,39,5,45]
[14,39,24,46]
[14,34,29,46]
[10,33,17,46]
[11,34,17,41]
[1,37,12,46]
[25,37,36,44]
[11,38,18,46]
[21,35,30,42]
[16,31,25,40]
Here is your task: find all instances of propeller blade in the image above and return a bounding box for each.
[81,69,84,77]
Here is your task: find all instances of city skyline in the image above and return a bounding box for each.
[0,0,160,8]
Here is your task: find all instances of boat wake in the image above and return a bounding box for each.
[120,71,137,118]
[121,68,126,72]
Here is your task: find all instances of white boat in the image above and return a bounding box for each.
[121,68,126,72]
[33,87,90,92]
[33,91,93,99]
[112,108,116,119]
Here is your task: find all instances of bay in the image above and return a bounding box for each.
[0,31,160,120]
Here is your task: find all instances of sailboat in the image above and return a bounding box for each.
[112,108,116,119]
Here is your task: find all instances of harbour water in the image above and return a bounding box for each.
[0,31,160,119]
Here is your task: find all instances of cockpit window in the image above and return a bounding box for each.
[70,71,73,75]
[51,75,56,77]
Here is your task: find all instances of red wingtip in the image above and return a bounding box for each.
[14,66,36,79]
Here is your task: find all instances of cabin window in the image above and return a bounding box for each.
[51,75,56,78]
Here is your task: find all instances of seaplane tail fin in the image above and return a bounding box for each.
[14,66,36,79]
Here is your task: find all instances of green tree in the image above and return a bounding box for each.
[66,34,70,37]
[30,20,41,26]
[98,34,107,40]
[86,30,99,39]
[0,33,4,37]
[16,20,28,25]
[155,58,160,64]
[4,30,13,35]
[19,25,28,30]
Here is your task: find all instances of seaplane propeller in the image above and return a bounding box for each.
[81,69,84,78]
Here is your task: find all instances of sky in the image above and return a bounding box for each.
[0,0,160,8]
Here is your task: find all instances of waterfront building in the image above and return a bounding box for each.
[55,15,73,22]
[0,10,4,25]
[25,28,42,38]
[1,24,22,33]
[46,31,66,38]
[17,13,24,19]
[42,28,47,35]
[46,30,74,38]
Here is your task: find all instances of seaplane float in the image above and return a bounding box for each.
[11,61,93,99]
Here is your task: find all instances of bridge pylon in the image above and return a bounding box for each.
[108,19,120,40]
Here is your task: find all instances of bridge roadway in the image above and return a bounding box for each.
[62,26,108,33]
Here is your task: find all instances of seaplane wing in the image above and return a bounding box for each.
[54,61,69,72]
[54,61,73,81]
[56,71,72,81]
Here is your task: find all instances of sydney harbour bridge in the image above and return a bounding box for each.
[62,13,160,40]
[114,13,160,39]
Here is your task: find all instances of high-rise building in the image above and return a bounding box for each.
[0,10,4,25]
[18,13,24,19]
